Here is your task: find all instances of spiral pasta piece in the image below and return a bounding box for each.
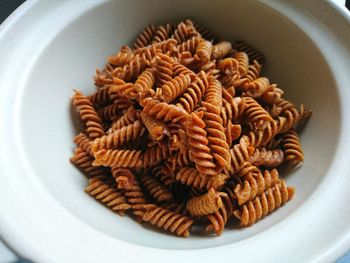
[113,54,148,82]
[175,167,227,190]
[249,148,284,167]
[141,98,189,124]
[111,167,135,190]
[85,176,131,215]
[153,53,174,86]
[156,74,192,103]
[72,90,105,139]
[70,148,108,178]
[243,97,273,130]
[143,141,170,168]
[93,149,143,168]
[178,36,202,54]
[243,77,270,98]
[281,129,304,165]
[140,111,169,141]
[172,21,199,44]
[199,77,230,169]
[88,87,112,109]
[142,204,194,237]
[176,71,208,113]
[132,68,156,101]
[186,188,227,216]
[225,121,241,147]
[234,60,262,88]
[108,45,134,67]
[195,39,212,62]
[276,99,300,133]
[260,84,284,105]
[212,41,232,60]
[217,58,239,75]
[186,111,217,176]
[206,192,233,235]
[233,181,294,226]
[108,106,140,133]
[139,173,174,203]
[91,120,144,152]
[172,61,197,78]
[242,116,286,148]
[234,52,249,77]
[74,133,92,155]
[134,24,157,49]
[234,168,281,205]
[229,138,254,173]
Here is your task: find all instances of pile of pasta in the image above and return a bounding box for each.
[70,19,311,237]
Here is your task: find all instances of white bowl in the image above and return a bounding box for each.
[0,0,350,262]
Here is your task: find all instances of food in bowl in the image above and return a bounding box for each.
[70,19,311,237]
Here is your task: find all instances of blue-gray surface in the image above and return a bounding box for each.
[0,0,349,262]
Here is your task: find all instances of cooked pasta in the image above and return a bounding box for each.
[187,188,227,216]
[85,176,131,216]
[70,19,310,238]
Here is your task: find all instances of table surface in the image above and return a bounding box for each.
[0,0,349,262]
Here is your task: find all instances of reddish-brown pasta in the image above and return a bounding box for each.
[70,148,108,178]
[156,73,192,103]
[175,167,227,190]
[70,19,310,238]
[111,167,135,190]
[108,106,140,133]
[234,168,281,205]
[143,140,170,168]
[195,40,213,62]
[186,111,217,176]
[139,173,174,203]
[74,133,93,155]
[176,70,208,113]
[72,90,105,139]
[91,120,145,153]
[93,149,143,168]
[212,41,232,60]
[142,204,194,237]
[229,138,254,173]
[233,181,294,226]
[281,129,304,165]
[186,188,227,216]
[249,148,284,168]
[85,176,131,216]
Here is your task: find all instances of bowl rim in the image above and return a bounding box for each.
[0,0,350,262]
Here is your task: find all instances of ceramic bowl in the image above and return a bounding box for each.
[0,0,350,262]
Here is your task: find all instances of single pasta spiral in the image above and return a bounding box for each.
[281,129,304,165]
[85,176,131,216]
[92,120,145,152]
[186,111,217,176]
[72,90,105,138]
[233,181,294,226]
[186,188,227,216]
[93,149,143,168]
[142,204,194,237]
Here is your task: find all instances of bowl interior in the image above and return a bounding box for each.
[17,0,340,249]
